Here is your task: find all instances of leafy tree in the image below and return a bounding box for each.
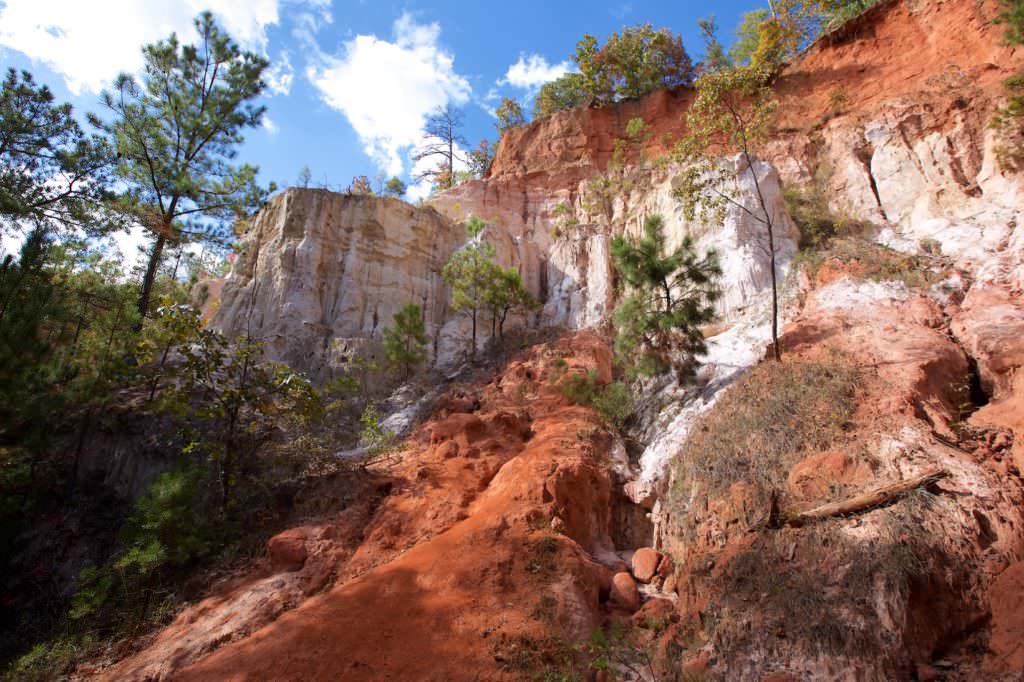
[383,176,407,197]
[165,329,321,507]
[534,72,589,118]
[994,0,1024,169]
[348,175,373,194]
[442,216,497,359]
[297,165,312,188]
[96,12,275,320]
[0,69,118,234]
[495,97,525,133]
[413,104,467,191]
[382,303,428,378]
[467,139,495,178]
[576,24,695,101]
[611,214,720,380]
[674,65,784,361]
[484,267,539,340]
[698,17,731,73]
[730,9,771,66]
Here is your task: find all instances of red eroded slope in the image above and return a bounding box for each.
[99,332,624,681]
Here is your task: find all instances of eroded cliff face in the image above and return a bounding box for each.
[213,190,464,379]
[145,0,1024,679]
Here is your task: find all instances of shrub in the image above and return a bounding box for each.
[794,236,942,290]
[919,237,942,256]
[782,184,866,250]
[559,370,635,429]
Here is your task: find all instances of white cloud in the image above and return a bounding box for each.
[262,116,279,134]
[306,12,471,177]
[265,51,294,96]
[0,0,282,95]
[500,54,571,90]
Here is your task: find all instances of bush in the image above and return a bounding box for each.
[783,184,866,250]
[560,370,635,429]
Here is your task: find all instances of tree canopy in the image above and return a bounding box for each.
[0,69,119,234]
[96,12,273,319]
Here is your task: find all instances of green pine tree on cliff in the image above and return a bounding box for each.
[95,12,275,320]
[383,303,428,379]
[611,214,721,381]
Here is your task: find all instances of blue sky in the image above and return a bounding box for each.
[0,0,762,207]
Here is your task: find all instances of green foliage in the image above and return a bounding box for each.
[611,214,720,381]
[533,72,588,119]
[495,97,526,132]
[0,231,138,442]
[993,0,1024,169]
[96,11,274,317]
[727,1,880,72]
[534,24,694,118]
[782,184,866,249]
[559,370,635,429]
[383,176,407,197]
[550,202,579,239]
[698,16,731,72]
[577,24,694,102]
[730,9,771,66]
[359,403,395,460]
[0,68,119,235]
[383,303,428,379]
[485,267,540,340]
[164,329,321,506]
[442,217,498,358]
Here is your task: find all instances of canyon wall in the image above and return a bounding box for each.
[112,0,1024,679]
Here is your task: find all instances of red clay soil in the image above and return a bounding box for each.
[485,0,1017,185]
[99,332,622,681]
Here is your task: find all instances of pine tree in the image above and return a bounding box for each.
[382,303,428,378]
[0,69,118,233]
[383,177,407,197]
[611,214,720,381]
[413,104,467,191]
[495,98,525,133]
[442,216,497,359]
[96,12,274,320]
[484,267,539,340]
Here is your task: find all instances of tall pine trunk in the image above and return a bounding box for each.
[137,233,166,320]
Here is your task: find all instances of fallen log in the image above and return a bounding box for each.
[783,468,949,527]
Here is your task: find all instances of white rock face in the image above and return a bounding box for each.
[212,189,465,380]
[778,108,1024,291]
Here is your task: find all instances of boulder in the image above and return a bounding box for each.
[267,528,309,572]
[631,547,662,583]
[609,572,640,612]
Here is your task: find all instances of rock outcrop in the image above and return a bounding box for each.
[213,190,464,379]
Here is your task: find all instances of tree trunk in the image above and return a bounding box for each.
[783,469,947,526]
[137,233,167,320]
[470,308,477,359]
[767,221,781,362]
